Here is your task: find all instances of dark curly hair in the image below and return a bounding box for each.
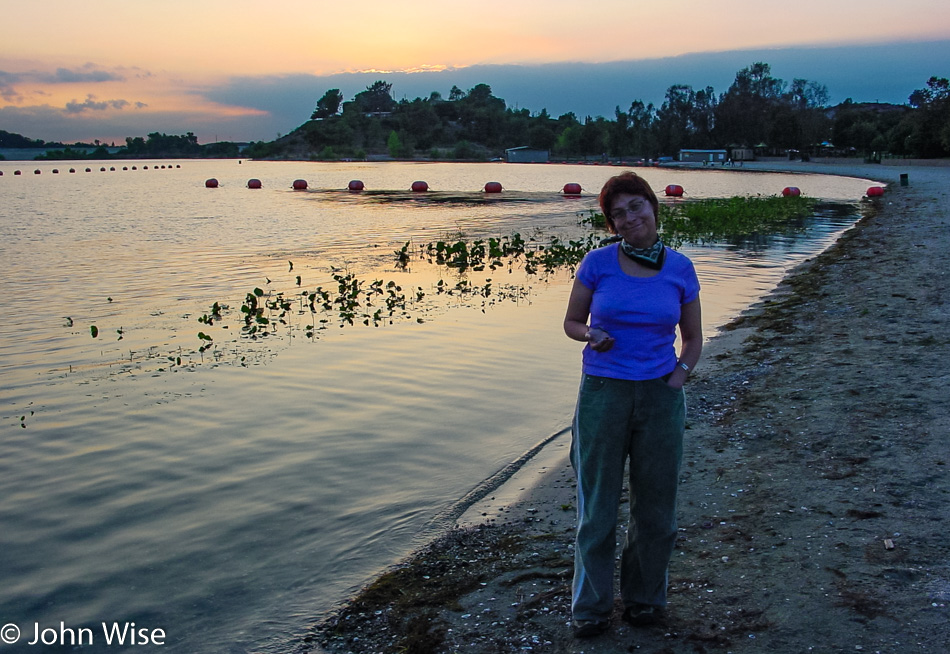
[598,172,660,235]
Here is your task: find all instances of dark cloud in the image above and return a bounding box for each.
[0,70,24,102]
[3,39,947,144]
[50,66,125,84]
[64,95,133,113]
[203,39,950,140]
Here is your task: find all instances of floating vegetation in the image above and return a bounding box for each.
[192,194,820,356]
[659,194,817,248]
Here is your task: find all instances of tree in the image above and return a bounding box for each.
[312,89,343,119]
[715,62,786,148]
[353,81,395,113]
[654,84,696,155]
[387,130,404,158]
[627,100,656,157]
[905,77,950,157]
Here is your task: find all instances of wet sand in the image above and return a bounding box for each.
[308,161,950,654]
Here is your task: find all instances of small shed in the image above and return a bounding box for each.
[730,147,754,161]
[679,149,728,164]
[505,146,549,163]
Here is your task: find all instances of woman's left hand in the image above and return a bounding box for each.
[665,366,688,389]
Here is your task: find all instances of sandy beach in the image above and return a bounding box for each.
[309,160,950,654]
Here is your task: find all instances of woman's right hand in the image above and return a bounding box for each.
[586,328,615,352]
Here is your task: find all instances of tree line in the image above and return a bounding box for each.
[0,130,242,160]
[4,64,947,162]
[243,63,949,161]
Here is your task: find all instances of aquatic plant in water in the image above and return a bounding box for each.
[192,194,818,358]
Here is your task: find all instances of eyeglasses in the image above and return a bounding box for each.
[609,198,651,222]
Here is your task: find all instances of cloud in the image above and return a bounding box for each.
[49,65,125,84]
[64,95,133,113]
[0,70,24,102]
[4,39,948,145]
[193,39,943,144]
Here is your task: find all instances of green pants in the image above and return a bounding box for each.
[570,373,685,622]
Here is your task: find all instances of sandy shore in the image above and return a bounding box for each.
[307,161,950,654]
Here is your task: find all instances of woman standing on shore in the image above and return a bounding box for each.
[563,171,703,638]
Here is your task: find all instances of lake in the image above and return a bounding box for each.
[0,160,875,653]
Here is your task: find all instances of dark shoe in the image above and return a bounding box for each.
[571,619,610,638]
[622,603,663,627]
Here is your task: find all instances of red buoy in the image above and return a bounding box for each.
[484,181,503,193]
[665,184,684,197]
[52,169,59,174]
[14,170,21,175]
[100,167,106,172]
[782,187,801,197]
[85,168,91,173]
[411,180,429,192]
[123,167,128,170]
[292,179,308,190]
[34,169,41,174]
[247,178,262,189]
[562,182,582,195]
[866,186,885,197]
[348,180,365,191]
[69,168,76,173]
[205,178,219,188]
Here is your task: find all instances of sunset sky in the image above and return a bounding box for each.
[2,0,949,144]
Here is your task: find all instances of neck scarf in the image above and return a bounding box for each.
[619,238,666,270]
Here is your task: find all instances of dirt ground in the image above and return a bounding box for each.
[304,163,950,654]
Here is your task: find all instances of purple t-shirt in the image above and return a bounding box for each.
[576,243,700,380]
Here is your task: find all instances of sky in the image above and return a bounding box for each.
[2,0,949,145]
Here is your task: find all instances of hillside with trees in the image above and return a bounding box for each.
[243,64,949,162]
[4,65,948,162]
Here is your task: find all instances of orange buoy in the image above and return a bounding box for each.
[866,186,885,197]
[562,182,582,195]
[782,187,801,197]
[665,184,684,197]
[484,181,503,193]
[411,180,429,192]
[205,178,219,188]
[247,178,262,189]
[348,180,365,191]
[292,179,308,190]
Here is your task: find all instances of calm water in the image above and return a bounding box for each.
[0,161,874,652]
